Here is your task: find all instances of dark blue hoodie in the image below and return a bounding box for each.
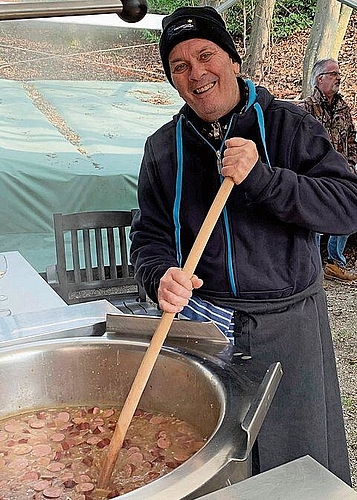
[130,80,357,303]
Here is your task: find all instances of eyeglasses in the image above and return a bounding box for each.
[318,71,341,78]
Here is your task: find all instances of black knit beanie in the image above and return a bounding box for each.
[159,6,242,86]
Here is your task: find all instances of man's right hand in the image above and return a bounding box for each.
[158,267,203,313]
[221,137,259,184]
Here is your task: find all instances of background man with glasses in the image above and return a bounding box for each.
[299,58,357,283]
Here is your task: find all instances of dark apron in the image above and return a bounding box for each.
[211,275,351,485]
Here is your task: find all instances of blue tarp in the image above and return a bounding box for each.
[0,79,183,272]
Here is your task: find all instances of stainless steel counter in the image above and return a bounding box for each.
[0,300,120,346]
[198,455,357,500]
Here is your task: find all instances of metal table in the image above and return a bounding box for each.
[0,300,120,346]
[0,250,66,316]
[198,455,357,500]
[0,251,121,342]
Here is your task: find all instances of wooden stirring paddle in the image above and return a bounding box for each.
[98,176,235,489]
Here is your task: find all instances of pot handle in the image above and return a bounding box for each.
[241,361,283,459]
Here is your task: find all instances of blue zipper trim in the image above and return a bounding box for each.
[174,115,238,296]
[245,79,271,167]
[174,115,184,266]
[245,79,257,109]
[172,79,270,296]
[254,102,271,167]
[220,116,238,296]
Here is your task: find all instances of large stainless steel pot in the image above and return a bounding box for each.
[0,336,281,499]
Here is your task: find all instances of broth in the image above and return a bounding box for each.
[0,405,206,499]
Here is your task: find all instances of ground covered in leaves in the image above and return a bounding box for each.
[324,237,357,489]
[1,13,356,121]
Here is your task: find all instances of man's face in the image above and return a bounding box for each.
[316,61,341,100]
[169,39,240,122]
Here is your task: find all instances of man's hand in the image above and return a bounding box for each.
[221,137,259,184]
[158,267,203,313]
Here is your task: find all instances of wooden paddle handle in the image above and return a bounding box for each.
[98,176,235,488]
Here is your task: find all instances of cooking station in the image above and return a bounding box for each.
[0,251,282,499]
[0,250,283,499]
[0,252,355,499]
[0,320,282,500]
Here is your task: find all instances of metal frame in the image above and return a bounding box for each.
[0,0,147,22]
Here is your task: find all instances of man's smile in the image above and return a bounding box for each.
[193,82,216,94]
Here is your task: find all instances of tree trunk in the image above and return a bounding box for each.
[331,4,352,59]
[242,0,276,83]
[301,0,350,97]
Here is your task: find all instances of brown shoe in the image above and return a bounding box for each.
[324,263,357,283]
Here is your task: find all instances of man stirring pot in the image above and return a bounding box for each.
[130,7,357,485]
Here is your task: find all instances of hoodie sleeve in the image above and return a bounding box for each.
[130,135,178,303]
[239,107,357,235]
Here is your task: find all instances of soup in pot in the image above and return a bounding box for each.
[0,405,206,499]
